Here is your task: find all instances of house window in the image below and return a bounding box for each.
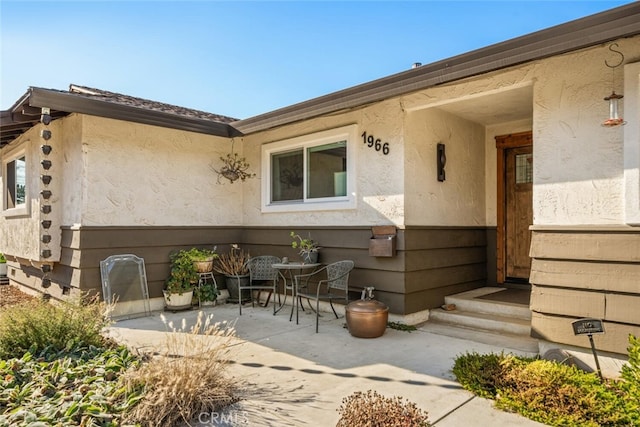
[262,125,357,212]
[3,152,27,212]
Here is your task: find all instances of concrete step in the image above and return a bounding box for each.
[430,307,531,336]
[420,321,539,356]
[444,287,531,320]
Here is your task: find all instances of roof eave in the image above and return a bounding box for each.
[231,2,640,135]
[27,88,236,138]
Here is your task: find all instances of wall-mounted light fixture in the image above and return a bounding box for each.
[602,43,626,127]
[437,143,446,182]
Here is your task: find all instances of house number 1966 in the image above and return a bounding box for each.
[361,131,390,155]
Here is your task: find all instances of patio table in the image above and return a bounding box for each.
[272,262,320,320]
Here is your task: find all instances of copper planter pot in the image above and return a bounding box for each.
[346,299,389,338]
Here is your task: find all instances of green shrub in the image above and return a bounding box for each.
[0,294,111,359]
[453,335,640,427]
[497,358,629,426]
[452,351,511,398]
[336,390,431,427]
[0,345,141,426]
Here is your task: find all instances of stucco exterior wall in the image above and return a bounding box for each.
[74,115,242,226]
[242,99,406,227]
[533,38,639,225]
[0,120,62,261]
[404,108,486,226]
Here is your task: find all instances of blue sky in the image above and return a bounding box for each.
[0,1,633,119]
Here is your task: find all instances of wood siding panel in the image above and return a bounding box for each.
[530,229,640,262]
[606,293,640,324]
[531,312,640,355]
[531,286,605,318]
[13,225,491,316]
[529,227,640,355]
[530,259,640,292]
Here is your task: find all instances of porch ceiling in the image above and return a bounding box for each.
[435,86,533,126]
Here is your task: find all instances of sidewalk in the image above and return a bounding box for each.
[107,302,545,426]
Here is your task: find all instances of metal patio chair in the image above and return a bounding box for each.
[239,255,282,315]
[294,260,355,333]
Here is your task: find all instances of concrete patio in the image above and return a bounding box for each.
[107,301,545,426]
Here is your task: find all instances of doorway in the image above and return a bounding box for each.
[496,131,533,285]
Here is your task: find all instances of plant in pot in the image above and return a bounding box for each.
[185,247,218,273]
[214,244,251,304]
[164,249,200,310]
[290,231,320,263]
[0,253,6,277]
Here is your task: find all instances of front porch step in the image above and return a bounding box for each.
[426,286,538,354]
[444,287,532,320]
[420,320,539,355]
[429,308,532,336]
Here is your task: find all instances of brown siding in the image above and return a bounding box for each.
[530,227,640,355]
[11,225,490,315]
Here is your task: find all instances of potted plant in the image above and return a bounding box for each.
[0,253,6,277]
[214,244,251,303]
[164,247,216,310]
[185,247,218,273]
[290,231,320,263]
[194,282,218,306]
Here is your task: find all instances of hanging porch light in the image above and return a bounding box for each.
[602,43,626,127]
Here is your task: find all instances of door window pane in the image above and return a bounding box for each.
[515,153,532,184]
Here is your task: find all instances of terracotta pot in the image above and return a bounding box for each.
[346,298,389,338]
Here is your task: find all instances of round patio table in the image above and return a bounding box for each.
[271,262,320,320]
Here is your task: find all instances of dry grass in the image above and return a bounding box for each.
[123,311,241,426]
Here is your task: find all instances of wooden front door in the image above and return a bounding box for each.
[496,132,533,283]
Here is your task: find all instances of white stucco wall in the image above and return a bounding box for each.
[68,115,243,226]
[533,38,639,225]
[404,108,486,226]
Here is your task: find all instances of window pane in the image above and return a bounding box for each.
[271,149,303,202]
[16,157,26,205]
[6,156,26,209]
[515,153,532,184]
[307,141,347,199]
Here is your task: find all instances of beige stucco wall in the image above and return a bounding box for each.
[242,99,406,226]
[72,115,242,226]
[0,120,62,261]
[404,108,486,226]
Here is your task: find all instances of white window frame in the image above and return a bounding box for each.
[2,147,29,217]
[261,124,357,213]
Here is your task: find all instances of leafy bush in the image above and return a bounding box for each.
[452,351,511,398]
[336,389,431,427]
[123,311,240,426]
[0,345,141,426]
[453,335,640,427]
[0,294,111,359]
[497,358,629,426]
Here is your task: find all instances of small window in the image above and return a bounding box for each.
[4,154,27,210]
[262,125,356,212]
[515,153,532,184]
